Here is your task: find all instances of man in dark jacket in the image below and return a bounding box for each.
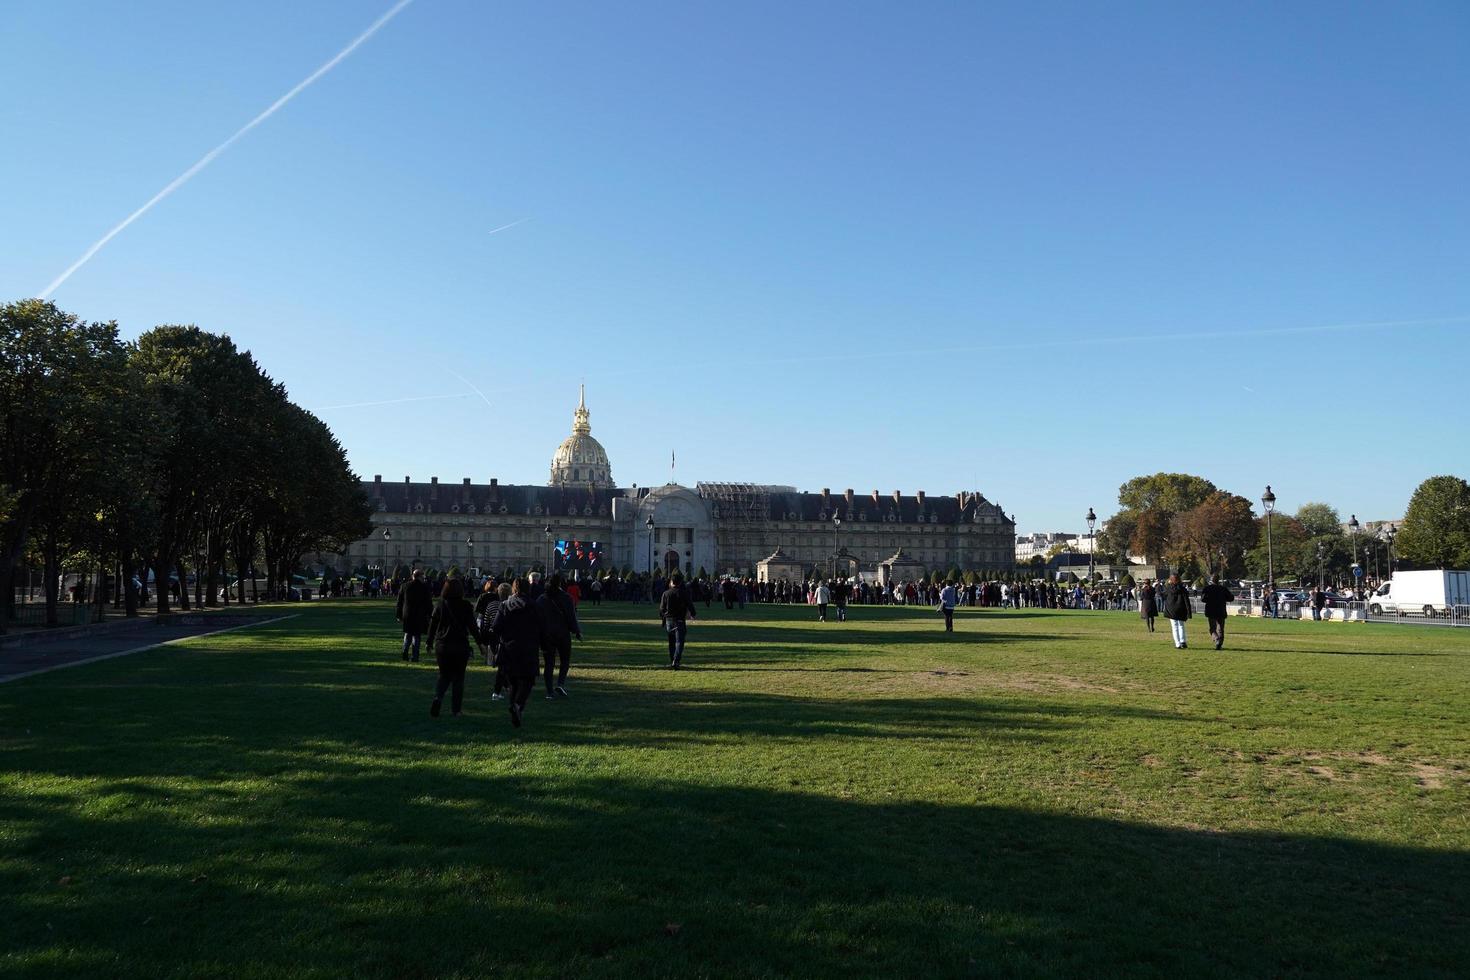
[659,571,696,669]
[487,578,544,727]
[1161,573,1192,650]
[395,568,432,662]
[1200,576,1236,650]
[535,574,583,699]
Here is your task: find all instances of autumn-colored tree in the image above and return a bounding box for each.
[1170,492,1257,578]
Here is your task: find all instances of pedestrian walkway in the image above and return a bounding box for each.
[0,614,293,684]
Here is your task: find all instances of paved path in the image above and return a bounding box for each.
[0,615,294,684]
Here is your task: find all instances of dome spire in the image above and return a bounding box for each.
[572,385,591,435]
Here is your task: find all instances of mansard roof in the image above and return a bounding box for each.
[753,489,1012,525]
[366,478,620,517]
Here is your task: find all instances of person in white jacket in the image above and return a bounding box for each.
[815,580,831,622]
[938,580,960,632]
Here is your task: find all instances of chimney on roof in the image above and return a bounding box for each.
[844,488,854,509]
[872,490,881,507]
[892,490,902,507]
[374,474,381,485]
[490,478,498,487]
[429,477,438,501]
[404,475,410,485]
[917,490,926,508]
[820,488,831,508]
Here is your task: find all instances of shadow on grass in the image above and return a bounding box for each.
[3,603,1466,977]
[1,764,1465,978]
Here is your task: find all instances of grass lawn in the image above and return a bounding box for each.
[2,600,1468,978]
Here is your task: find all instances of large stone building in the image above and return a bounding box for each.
[333,391,1015,581]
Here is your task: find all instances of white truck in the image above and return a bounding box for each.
[1367,570,1470,617]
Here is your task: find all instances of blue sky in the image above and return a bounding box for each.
[3,0,1467,532]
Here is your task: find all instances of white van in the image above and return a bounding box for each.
[1368,570,1470,617]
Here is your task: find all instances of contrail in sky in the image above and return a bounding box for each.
[487,218,531,236]
[38,0,417,300]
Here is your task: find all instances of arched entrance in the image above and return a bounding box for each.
[664,549,681,573]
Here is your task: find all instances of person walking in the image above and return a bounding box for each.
[1201,575,1235,650]
[426,577,479,718]
[938,579,960,632]
[1161,573,1192,649]
[1310,585,1326,621]
[395,568,432,662]
[536,574,583,700]
[814,579,830,622]
[659,571,696,669]
[487,578,544,728]
[832,577,850,622]
[1138,580,1158,632]
[473,579,500,666]
[484,583,512,698]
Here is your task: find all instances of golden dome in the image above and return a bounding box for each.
[549,386,613,488]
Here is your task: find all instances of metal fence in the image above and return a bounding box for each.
[6,602,104,628]
[1223,599,1470,627]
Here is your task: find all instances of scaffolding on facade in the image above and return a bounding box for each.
[696,482,775,524]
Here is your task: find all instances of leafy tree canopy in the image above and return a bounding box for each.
[1396,476,1470,569]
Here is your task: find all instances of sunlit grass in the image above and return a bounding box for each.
[2,601,1467,978]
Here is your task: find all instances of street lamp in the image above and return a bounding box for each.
[645,516,655,576]
[465,534,475,578]
[1348,515,1360,589]
[832,513,842,581]
[1262,485,1276,592]
[1386,524,1397,575]
[382,527,398,581]
[543,524,553,576]
[1085,507,1096,585]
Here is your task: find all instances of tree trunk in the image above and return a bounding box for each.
[176,560,191,611]
[43,532,60,628]
[154,551,171,615]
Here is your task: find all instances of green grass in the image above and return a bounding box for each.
[2,601,1468,978]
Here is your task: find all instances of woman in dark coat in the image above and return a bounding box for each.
[487,578,545,727]
[1138,581,1158,633]
[426,577,478,717]
[1161,573,1192,649]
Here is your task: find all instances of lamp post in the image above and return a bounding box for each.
[645,516,655,577]
[543,524,553,577]
[1347,515,1360,590]
[1262,485,1276,593]
[1386,525,1397,575]
[1085,507,1096,585]
[832,513,842,581]
[465,534,475,578]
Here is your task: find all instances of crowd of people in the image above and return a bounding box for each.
[383,562,1369,724]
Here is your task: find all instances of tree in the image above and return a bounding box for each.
[1118,473,1218,514]
[1170,492,1257,578]
[1245,516,1308,583]
[0,301,135,629]
[1109,473,1218,563]
[1396,476,1470,569]
[1130,508,1174,562]
[1295,502,1342,538]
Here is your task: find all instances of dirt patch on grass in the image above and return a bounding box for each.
[1229,748,1466,788]
[1410,762,1449,790]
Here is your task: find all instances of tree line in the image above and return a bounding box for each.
[1095,471,1470,584]
[0,299,373,630]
